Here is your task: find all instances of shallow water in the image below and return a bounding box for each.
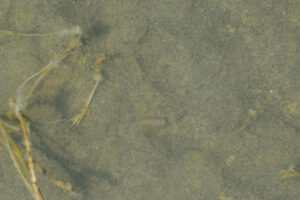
[0,1,299,200]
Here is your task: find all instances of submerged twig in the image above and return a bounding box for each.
[0,119,37,199]
[35,163,76,193]
[0,25,84,200]
[72,72,102,126]
[18,114,44,200]
[17,36,82,109]
[72,54,106,126]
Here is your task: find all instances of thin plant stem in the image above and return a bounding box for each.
[18,114,44,200]
[17,37,82,110]
[0,120,34,197]
[35,163,76,193]
[72,72,101,126]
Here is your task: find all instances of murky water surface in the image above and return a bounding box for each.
[0,1,299,200]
